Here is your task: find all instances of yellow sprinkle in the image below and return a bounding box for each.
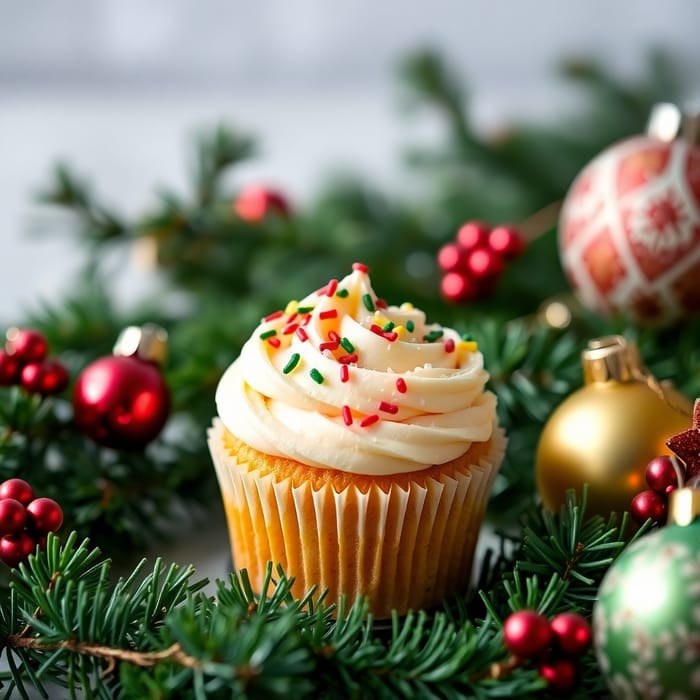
[458,340,479,353]
[394,325,405,339]
[374,314,390,327]
[285,300,299,315]
[400,302,414,311]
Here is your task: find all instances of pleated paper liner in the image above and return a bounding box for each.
[208,418,506,619]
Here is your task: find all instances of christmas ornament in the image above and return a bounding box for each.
[73,324,170,449]
[535,335,692,517]
[559,103,700,324]
[5,328,49,363]
[503,610,552,658]
[20,358,70,396]
[593,486,700,699]
[667,398,700,480]
[630,453,686,526]
[549,612,593,657]
[438,221,525,302]
[0,351,20,385]
[233,185,290,222]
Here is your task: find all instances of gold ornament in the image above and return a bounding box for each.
[535,335,692,518]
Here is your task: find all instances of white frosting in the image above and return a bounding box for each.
[216,267,497,475]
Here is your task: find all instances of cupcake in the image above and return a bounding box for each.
[209,263,505,617]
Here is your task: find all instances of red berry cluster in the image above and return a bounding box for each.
[0,478,63,568]
[0,328,69,396]
[438,221,525,303]
[630,455,684,526]
[233,185,290,223]
[503,610,592,694]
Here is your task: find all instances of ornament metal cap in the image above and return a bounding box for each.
[668,486,700,527]
[113,324,168,366]
[581,335,640,384]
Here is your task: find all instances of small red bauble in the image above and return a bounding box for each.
[5,328,49,363]
[630,488,667,525]
[0,478,35,505]
[559,133,700,324]
[645,455,682,494]
[0,351,21,385]
[20,359,70,396]
[234,185,290,223]
[0,499,27,535]
[503,610,553,659]
[0,532,36,568]
[549,612,592,657]
[539,657,578,694]
[26,497,63,534]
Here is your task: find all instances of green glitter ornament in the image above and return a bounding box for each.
[593,487,700,699]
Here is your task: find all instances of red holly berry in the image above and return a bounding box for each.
[549,612,592,657]
[503,610,553,659]
[488,226,525,259]
[0,532,36,568]
[20,359,69,396]
[0,350,21,385]
[437,243,466,272]
[539,657,578,694]
[630,489,667,525]
[0,478,35,505]
[26,498,63,534]
[234,185,290,223]
[456,221,490,249]
[466,247,504,280]
[440,272,477,303]
[5,328,49,364]
[0,499,27,535]
[645,455,682,495]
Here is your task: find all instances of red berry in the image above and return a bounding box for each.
[0,499,27,535]
[20,359,69,396]
[456,221,490,249]
[0,532,36,568]
[0,350,21,385]
[26,498,63,534]
[549,612,592,656]
[0,478,35,505]
[5,328,49,364]
[539,657,578,694]
[630,489,667,525]
[234,185,290,222]
[437,243,466,272]
[503,610,553,659]
[488,226,525,259]
[466,247,504,280]
[440,272,478,303]
[645,455,682,495]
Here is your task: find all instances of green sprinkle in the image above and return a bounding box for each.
[406,320,415,333]
[362,294,375,312]
[423,329,444,343]
[340,337,355,353]
[260,329,277,340]
[335,288,349,298]
[382,321,395,332]
[461,332,474,341]
[310,368,324,384]
[283,353,301,374]
[297,306,315,314]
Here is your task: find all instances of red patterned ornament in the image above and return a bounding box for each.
[559,104,700,324]
[73,324,170,449]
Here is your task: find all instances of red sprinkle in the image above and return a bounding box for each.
[282,323,299,335]
[340,365,350,382]
[319,310,338,320]
[326,279,338,297]
[338,353,358,364]
[370,324,384,336]
[396,378,407,393]
[376,298,388,309]
[302,314,312,326]
[360,414,379,428]
[444,338,455,353]
[328,330,340,342]
[319,341,340,352]
[342,405,353,426]
[267,337,281,348]
[286,313,298,324]
[263,310,284,322]
[379,401,399,414]
[383,331,398,342]
[352,262,369,273]
[296,327,309,342]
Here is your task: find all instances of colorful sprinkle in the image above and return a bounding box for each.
[342,405,353,426]
[319,309,338,320]
[286,312,298,324]
[325,279,338,296]
[285,300,299,315]
[338,353,358,364]
[396,378,407,393]
[352,262,369,273]
[461,333,474,341]
[382,321,395,332]
[340,337,355,353]
[444,338,455,353]
[459,340,478,353]
[260,329,277,340]
[362,294,375,312]
[335,288,349,298]
[383,331,398,342]
[406,320,415,333]
[376,298,388,309]
[282,323,299,335]
[297,306,315,314]
[263,310,284,322]
[423,330,444,343]
[283,353,301,374]
[296,327,309,342]
[310,368,324,384]
[319,341,340,352]
[379,401,399,414]
[268,337,281,348]
[360,414,379,428]
[328,330,341,342]
[400,302,414,311]
[394,325,405,339]
[340,365,350,382]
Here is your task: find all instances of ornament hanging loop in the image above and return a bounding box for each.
[647,102,700,146]
[668,486,700,526]
[113,324,168,367]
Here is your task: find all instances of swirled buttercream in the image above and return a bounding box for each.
[216,264,497,475]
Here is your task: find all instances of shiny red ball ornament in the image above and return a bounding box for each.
[5,328,49,364]
[645,455,683,494]
[630,488,667,525]
[549,612,592,657]
[0,531,36,568]
[0,351,20,385]
[503,610,553,659]
[20,359,70,396]
[539,657,578,694]
[0,499,27,535]
[26,497,63,534]
[73,325,170,449]
[0,478,35,505]
[234,185,290,223]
